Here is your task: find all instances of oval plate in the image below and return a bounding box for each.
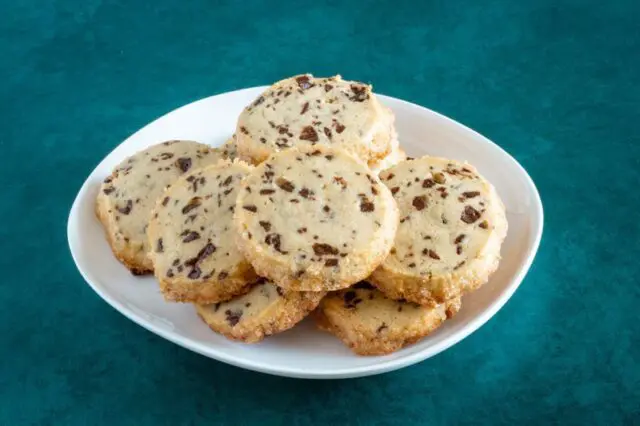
[68,87,543,379]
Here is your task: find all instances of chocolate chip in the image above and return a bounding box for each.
[323,205,331,213]
[297,227,307,234]
[162,196,170,206]
[422,249,441,260]
[300,126,319,142]
[182,197,202,214]
[333,176,347,189]
[166,269,174,277]
[325,258,338,267]
[156,238,163,253]
[265,233,287,254]
[349,84,369,102]
[259,189,275,195]
[221,176,233,186]
[225,309,242,326]
[188,266,202,279]
[408,262,416,268]
[313,243,339,256]
[299,187,315,199]
[323,127,332,139]
[300,102,309,115]
[456,245,463,255]
[334,122,346,133]
[159,152,174,160]
[324,84,333,91]
[218,271,228,280]
[461,206,482,224]
[391,187,400,195]
[182,231,200,243]
[259,221,271,232]
[117,200,133,215]
[276,178,295,192]
[455,234,466,244]
[412,195,427,211]
[240,126,249,135]
[252,96,265,107]
[462,191,480,199]
[359,197,375,212]
[243,205,258,212]
[454,261,466,270]
[103,187,115,195]
[296,75,312,89]
[176,157,192,172]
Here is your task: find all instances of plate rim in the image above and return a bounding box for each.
[67,87,544,379]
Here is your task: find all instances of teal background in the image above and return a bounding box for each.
[1,0,638,424]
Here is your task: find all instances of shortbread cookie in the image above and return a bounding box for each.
[314,282,460,355]
[195,278,326,343]
[147,160,257,303]
[234,145,399,292]
[371,157,508,306]
[235,74,396,165]
[96,141,222,274]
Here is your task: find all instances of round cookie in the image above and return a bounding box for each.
[147,160,257,303]
[195,278,326,343]
[234,145,399,292]
[96,140,222,275]
[235,74,396,165]
[314,281,460,356]
[371,156,508,306]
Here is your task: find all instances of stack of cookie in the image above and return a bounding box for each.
[96,74,507,355]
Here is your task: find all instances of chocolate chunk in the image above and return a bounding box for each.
[218,271,228,280]
[455,234,466,244]
[349,84,369,102]
[408,262,416,268]
[252,96,265,107]
[297,227,307,234]
[461,206,482,224]
[391,187,400,195]
[359,197,375,212]
[276,177,295,192]
[300,126,319,142]
[188,266,202,279]
[323,205,331,213]
[313,243,339,256]
[259,189,275,195]
[454,261,466,270]
[299,187,315,199]
[166,269,174,278]
[323,127,332,139]
[162,196,170,206]
[324,84,333,91]
[385,173,395,181]
[182,197,202,214]
[176,157,192,172]
[462,191,480,199]
[422,249,441,260]
[296,75,312,89]
[333,176,347,189]
[300,102,309,115]
[243,205,258,212]
[103,187,115,195]
[117,200,133,215]
[412,195,427,211]
[221,176,233,186]
[259,221,272,232]
[265,233,287,254]
[325,258,339,267]
[159,152,174,160]
[225,309,242,326]
[156,238,163,253]
[334,122,346,133]
[456,245,463,255]
[182,231,200,243]
[240,126,249,135]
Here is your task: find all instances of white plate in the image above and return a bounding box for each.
[68,87,543,379]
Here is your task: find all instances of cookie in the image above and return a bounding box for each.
[234,145,399,292]
[96,140,222,274]
[371,156,508,306]
[314,282,460,355]
[235,74,396,165]
[147,160,257,303]
[195,278,326,343]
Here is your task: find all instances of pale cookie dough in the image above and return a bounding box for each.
[371,156,508,306]
[96,140,222,275]
[314,281,460,355]
[195,278,326,343]
[370,145,406,174]
[234,145,399,292]
[220,134,239,160]
[235,74,396,165]
[147,160,257,303]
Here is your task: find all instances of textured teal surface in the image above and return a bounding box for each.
[1,0,639,424]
